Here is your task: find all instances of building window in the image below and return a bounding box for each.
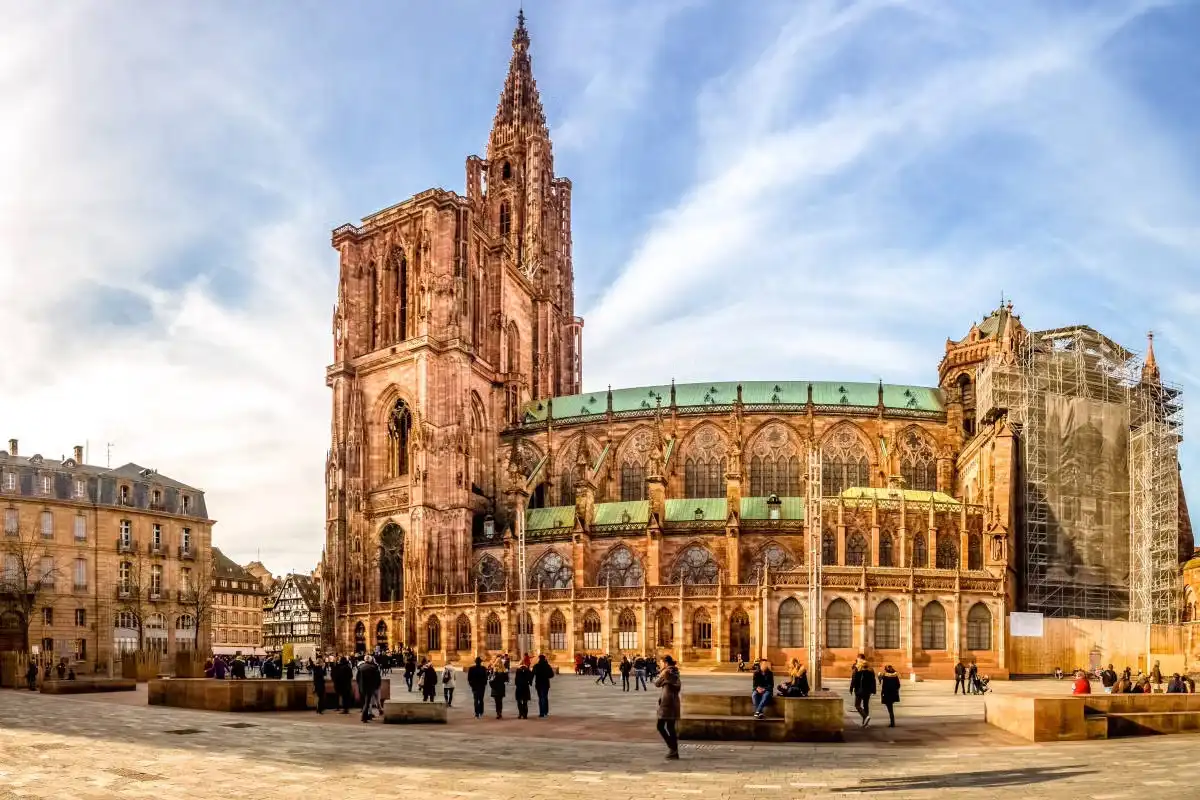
[181,528,192,552]
[966,603,992,651]
[874,600,900,649]
[529,551,573,590]
[548,610,567,650]
[388,400,413,478]
[426,616,441,651]
[485,613,502,651]
[151,489,162,507]
[499,201,511,238]
[596,546,644,587]
[73,479,86,499]
[150,565,162,597]
[74,558,87,591]
[119,519,131,543]
[74,639,87,660]
[42,607,53,626]
[935,535,958,570]
[152,524,162,548]
[669,546,719,585]
[74,515,86,542]
[4,508,17,535]
[879,532,894,567]
[655,608,673,648]
[912,534,927,568]
[39,510,52,539]
[75,608,86,627]
[684,456,726,499]
[778,598,804,647]
[968,534,983,571]
[825,599,853,649]
[618,609,638,651]
[180,568,191,593]
[749,454,802,497]
[182,495,191,513]
[921,601,946,650]
[38,556,54,589]
[691,608,712,649]
[2,472,14,491]
[846,533,868,567]
[119,485,130,505]
[454,615,472,651]
[40,475,52,495]
[821,425,870,496]
[3,554,18,584]
[582,610,602,651]
[898,428,938,492]
[41,638,53,655]
[118,561,132,593]
[619,461,645,502]
[821,532,837,565]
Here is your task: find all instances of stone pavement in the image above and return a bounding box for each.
[0,675,1194,799]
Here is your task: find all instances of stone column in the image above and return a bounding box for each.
[905,593,915,677]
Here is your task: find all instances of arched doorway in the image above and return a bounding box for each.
[0,611,25,654]
[729,609,750,662]
[375,620,388,652]
[354,621,366,654]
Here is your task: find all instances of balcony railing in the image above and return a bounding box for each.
[148,541,164,556]
[115,585,132,600]
[116,536,136,553]
[178,545,195,560]
[149,502,166,512]
[72,583,88,593]
[148,590,164,602]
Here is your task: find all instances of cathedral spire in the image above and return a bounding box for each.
[489,8,548,157]
[1142,331,1161,385]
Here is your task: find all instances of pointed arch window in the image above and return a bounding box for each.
[966,603,992,651]
[476,555,506,592]
[898,428,938,492]
[378,523,403,602]
[826,599,853,649]
[529,551,572,590]
[936,534,958,570]
[455,615,472,651]
[846,532,869,566]
[596,546,644,587]
[549,610,567,650]
[618,609,638,651]
[669,546,719,585]
[682,425,728,498]
[912,533,928,568]
[499,201,511,238]
[874,600,900,649]
[968,533,983,571]
[582,610,602,650]
[778,597,804,647]
[921,601,946,650]
[879,532,894,567]
[746,543,796,584]
[506,321,519,375]
[655,608,673,647]
[375,620,389,649]
[391,246,408,343]
[822,426,870,496]
[620,462,646,502]
[485,613,502,651]
[821,532,837,565]
[692,608,712,648]
[388,400,413,478]
[747,423,802,496]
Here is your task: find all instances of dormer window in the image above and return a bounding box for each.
[182,495,191,513]
[152,489,162,506]
[2,473,14,492]
[119,485,130,504]
[40,475,52,495]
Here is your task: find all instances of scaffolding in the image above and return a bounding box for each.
[977,325,1182,622]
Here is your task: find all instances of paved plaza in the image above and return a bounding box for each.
[0,674,1194,799]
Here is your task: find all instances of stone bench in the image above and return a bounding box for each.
[148,679,315,712]
[985,693,1200,742]
[678,693,843,743]
[382,700,448,724]
[40,678,137,694]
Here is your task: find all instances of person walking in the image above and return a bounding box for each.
[467,656,489,719]
[751,660,774,719]
[420,660,438,702]
[634,656,648,691]
[311,658,327,714]
[655,655,681,760]
[1101,663,1118,694]
[953,660,966,695]
[356,655,381,723]
[1151,660,1165,693]
[879,664,901,728]
[489,658,509,719]
[851,657,876,727]
[441,662,456,707]
[620,656,633,692]
[404,652,417,692]
[25,660,37,691]
[514,660,533,719]
[532,653,554,717]
[967,661,979,694]
[334,656,354,713]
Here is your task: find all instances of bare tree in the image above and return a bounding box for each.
[177,556,217,654]
[0,524,64,654]
[113,552,153,650]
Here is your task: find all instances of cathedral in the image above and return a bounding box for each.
[323,14,1189,678]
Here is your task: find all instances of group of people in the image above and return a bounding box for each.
[23,659,75,689]
[1075,662,1199,695]
[574,653,661,688]
[465,653,556,719]
[952,660,990,695]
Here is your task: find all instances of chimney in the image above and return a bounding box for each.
[7,439,16,456]
[74,445,84,463]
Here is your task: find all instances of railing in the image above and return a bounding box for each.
[148,590,164,602]
[609,586,642,600]
[72,583,88,593]
[149,502,166,512]
[116,537,136,554]
[574,587,606,600]
[538,588,572,601]
[648,585,682,598]
[478,591,505,604]
[178,545,195,560]
[148,542,164,556]
[114,585,132,600]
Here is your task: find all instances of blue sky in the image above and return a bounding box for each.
[1,0,1198,572]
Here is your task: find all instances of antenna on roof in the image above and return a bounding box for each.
[106,442,115,469]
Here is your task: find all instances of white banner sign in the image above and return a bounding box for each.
[1009,612,1044,638]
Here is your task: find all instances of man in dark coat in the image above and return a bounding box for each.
[655,655,681,759]
[466,656,489,719]
[311,659,327,714]
[489,662,509,719]
[334,657,354,713]
[514,661,533,719]
[404,653,417,692]
[420,661,438,702]
[967,661,979,695]
[851,658,876,727]
[879,664,901,727]
[954,660,966,695]
[356,656,381,723]
[532,654,554,718]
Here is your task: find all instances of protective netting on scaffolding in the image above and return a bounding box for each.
[977,325,1182,621]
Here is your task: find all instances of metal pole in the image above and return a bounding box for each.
[807,443,823,692]
[517,495,528,659]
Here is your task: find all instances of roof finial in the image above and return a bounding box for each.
[513,6,530,50]
[1143,330,1161,384]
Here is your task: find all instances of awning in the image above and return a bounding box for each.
[212,646,267,656]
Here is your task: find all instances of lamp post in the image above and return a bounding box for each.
[806,444,824,692]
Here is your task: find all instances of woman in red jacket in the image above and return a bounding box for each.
[1071,670,1092,695]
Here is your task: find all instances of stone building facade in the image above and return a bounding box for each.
[211,548,268,654]
[0,440,213,672]
[263,573,321,651]
[323,15,1186,678]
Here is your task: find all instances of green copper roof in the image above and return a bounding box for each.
[840,487,960,505]
[740,496,806,520]
[526,505,576,531]
[665,498,728,523]
[593,500,649,526]
[520,381,943,422]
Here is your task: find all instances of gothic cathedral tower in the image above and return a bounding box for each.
[324,12,581,651]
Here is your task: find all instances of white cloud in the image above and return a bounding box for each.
[0,4,335,573]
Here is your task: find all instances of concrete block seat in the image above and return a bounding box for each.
[382,700,448,724]
[986,692,1200,742]
[148,678,314,712]
[678,693,843,743]
[40,678,137,694]
[1106,711,1200,737]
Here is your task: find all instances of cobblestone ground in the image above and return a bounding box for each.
[0,675,1195,799]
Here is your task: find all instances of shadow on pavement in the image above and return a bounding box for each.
[833,765,1095,792]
